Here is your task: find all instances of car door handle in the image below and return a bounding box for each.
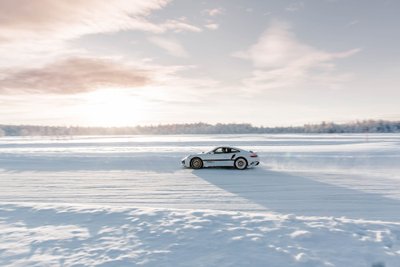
[231,154,236,160]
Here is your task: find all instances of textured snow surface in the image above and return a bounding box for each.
[0,134,400,266]
[1,204,399,267]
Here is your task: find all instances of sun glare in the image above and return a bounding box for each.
[81,89,149,127]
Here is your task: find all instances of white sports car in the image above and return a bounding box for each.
[181,146,260,170]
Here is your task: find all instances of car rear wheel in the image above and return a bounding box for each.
[234,157,248,170]
[190,157,203,169]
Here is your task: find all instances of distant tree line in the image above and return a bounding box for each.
[0,120,400,136]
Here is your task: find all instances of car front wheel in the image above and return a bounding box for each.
[234,158,248,170]
[190,157,203,169]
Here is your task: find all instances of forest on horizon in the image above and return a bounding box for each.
[1,120,400,136]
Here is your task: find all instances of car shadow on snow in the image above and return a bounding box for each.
[192,167,400,221]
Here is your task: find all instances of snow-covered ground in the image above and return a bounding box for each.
[0,134,399,266]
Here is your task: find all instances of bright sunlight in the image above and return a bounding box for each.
[81,89,150,127]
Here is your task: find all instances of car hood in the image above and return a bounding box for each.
[183,152,206,159]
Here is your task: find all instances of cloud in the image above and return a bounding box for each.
[0,0,171,41]
[0,0,201,63]
[148,36,189,58]
[161,19,202,33]
[0,57,150,94]
[285,2,305,12]
[233,21,360,91]
[348,20,360,26]
[201,8,222,32]
[203,8,224,17]
[205,23,219,30]
[0,0,202,68]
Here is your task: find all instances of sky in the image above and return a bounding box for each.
[0,0,399,127]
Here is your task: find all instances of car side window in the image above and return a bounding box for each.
[213,147,224,154]
[224,147,238,153]
[214,147,238,153]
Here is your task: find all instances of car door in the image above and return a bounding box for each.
[205,147,234,167]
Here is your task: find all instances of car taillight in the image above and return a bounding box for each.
[250,153,258,157]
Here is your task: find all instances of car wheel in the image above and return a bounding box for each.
[234,157,248,170]
[190,157,203,169]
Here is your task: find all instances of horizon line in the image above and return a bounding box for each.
[1,119,399,129]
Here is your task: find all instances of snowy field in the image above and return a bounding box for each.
[0,134,400,266]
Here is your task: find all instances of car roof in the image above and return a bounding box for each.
[213,146,242,151]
